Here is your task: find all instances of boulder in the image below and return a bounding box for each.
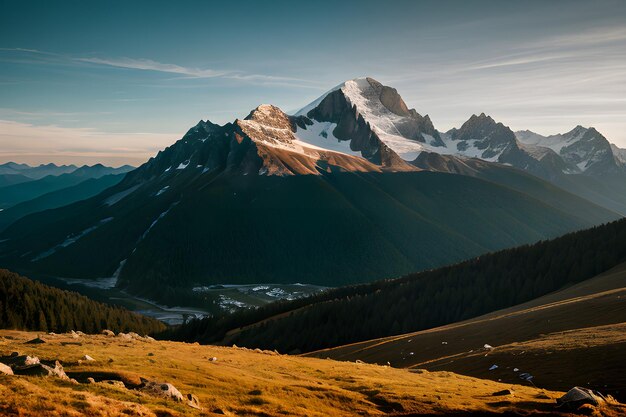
[557,387,604,410]
[14,361,68,380]
[103,380,126,388]
[3,355,40,369]
[0,362,13,375]
[101,329,115,337]
[186,393,201,409]
[139,378,184,402]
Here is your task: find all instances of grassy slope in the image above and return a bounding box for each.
[309,263,626,401]
[1,330,624,417]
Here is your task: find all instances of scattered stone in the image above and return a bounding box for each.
[139,378,184,402]
[82,355,95,361]
[492,389,513,396]
[186,393,201,409]
[0,362,14,375]
[108,358,114,363]
[147,352,155,357]
[103,380,125,388]
[208,357,217,362]
[557,387,605,410]
[87,377,96,384]
[25,337,46,344]
[117,332,133,341]
[69,378,79,384]
[355,359,364,364]
[70,330,80,339]
[145,336,155,342]
[75,331,85,336]
[441,341,448,345]
[484,344,494,350]
[14,360,68,380]
[519,372,534,381]
[489,364,498,371]
[101,329,115,337]
[513,368,519,372]
[3,355,40,369]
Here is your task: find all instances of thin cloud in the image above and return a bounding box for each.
[0,119,175,166]
[76,57,228,78]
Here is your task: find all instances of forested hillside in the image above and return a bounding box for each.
[165,218,626,353]
[0,269,165,334]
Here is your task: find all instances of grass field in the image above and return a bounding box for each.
[2,329,622,416]
[309,262,626,402]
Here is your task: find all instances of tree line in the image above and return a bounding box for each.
[0,269,166,334]
[163,217,626,353]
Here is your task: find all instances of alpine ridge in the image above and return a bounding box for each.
[0,77,622,303]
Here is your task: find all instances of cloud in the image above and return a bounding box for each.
[76,57,228,78]
[0,119,176,166]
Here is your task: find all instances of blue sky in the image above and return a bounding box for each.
[1,0,626,166]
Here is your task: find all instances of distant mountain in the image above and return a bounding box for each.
[0,164,134,209]
[0,162,78,179]
[516,126,623,176]
[0,173,32,188]
[0,100,618,303]
[0,173,127,231]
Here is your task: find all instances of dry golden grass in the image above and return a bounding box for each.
[0,329,615,417]
[308,263,626,408]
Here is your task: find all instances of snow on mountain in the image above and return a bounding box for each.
[516,126,623,174]
[611,144,626,164]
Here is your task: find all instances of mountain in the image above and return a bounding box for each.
[0,173,32,188]
[169,215,626,357]
[0,164,134,209]
[516,126,623,175]
[0,173,127,232]
[0,162,78,179]
[0,102,618,303]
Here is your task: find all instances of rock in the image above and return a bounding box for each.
[81,355,95,361]
[519,372,534,381]
[14,361,68,380]
[489,364,498,371]
[140,378,184,402]
[75,331,85,336]
[87,377,96,384]
[70,330,80,339]
[101,329,115,337]
[117,332,133,341]
[3,355,40,369]
[557,387,604,410]
[492,389,513,396]
[103,380,125,388]
[70,378,79,384]
[25,337,46,344]
[484,344,494,350]
[208,357,217,362]
[355,359,364,364]
[145,336,155,342]
[186,393,201,409]
[0,362,14,375]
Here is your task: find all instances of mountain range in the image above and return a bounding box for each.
[0,77,623,303]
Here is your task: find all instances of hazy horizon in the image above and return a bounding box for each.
[2,0,626,166]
